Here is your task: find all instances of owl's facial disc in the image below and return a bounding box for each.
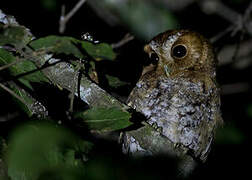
[143,30,215,78]
[144,42,174,77]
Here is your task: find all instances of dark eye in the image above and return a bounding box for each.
[172,44,187,59]
[150,53,159,64]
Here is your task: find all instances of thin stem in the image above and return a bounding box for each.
[0,82,28,106]
[111,33,135,49]
[0,58,19,71]
[59,0,87,33]
[69,65,81,113]
[210,25,233,43]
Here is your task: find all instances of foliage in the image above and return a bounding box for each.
[7,122,92,180]
[29,35,116,60]
[0,23,130,125]
[74,107,132,132]
[0,24,33,48]
[105,74,129,88]
[0,17,132,180]
[1,0,251,179]
[0,48,49,90]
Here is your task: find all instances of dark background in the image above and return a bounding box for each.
[1,0,252,179]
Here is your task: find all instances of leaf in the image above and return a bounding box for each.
[106,74,129,88]
[80,41,116,61]
[9,84,34,117]
[7,122,91,180]
[0,48,49,89]
[74,107,132,132]
[0,24,33,47]
[29,35,116,61]
[29,35,85,59]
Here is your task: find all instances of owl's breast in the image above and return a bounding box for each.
[127,76,220,161]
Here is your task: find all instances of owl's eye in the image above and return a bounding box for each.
[171,44,187,59]
[150,53,159,64]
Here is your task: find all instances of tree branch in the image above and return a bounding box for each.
[199,0,252,35]
[59,0,87,34]
[1,9,128,112]
[111,33,134,49]
[0,82,27,105]
[217,39,252,68]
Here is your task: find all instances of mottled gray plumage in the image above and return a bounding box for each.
[123,30,222,175]
[127,73,221,161]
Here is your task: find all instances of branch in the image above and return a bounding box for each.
[0,82,27,105]
[1,9,128,112]
[199,0,252,35]
[0,58,20,71]
[111,33,134,49]
[0,81,48,118]
[217,39,252,68]
[59,0,87,34]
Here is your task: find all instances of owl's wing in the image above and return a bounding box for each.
[155,78,222,162]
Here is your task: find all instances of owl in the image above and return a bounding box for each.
[123,30,222,175]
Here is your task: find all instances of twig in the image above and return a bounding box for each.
[0,58,19,71]
[0,57,61,83]
[0,46,25,71]
[1,8,129,112]
[210,25,234,43]
[204,1,252,66]
[243,1,252,34]
[111,33,135,49]
[218,39,252,67]
[244,1,252,22]
[0,82,28,106]
[59,0,87,34]
[69,65,81,113]
[199,0,252,35]
[199,0,241,24]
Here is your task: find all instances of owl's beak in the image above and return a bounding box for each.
[144,44,152,54]
[144,44,152,55]
[164,64,171,77]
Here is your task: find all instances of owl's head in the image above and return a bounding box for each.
[144,30,216,78]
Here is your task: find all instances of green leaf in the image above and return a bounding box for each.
[7,122,91,180]
[0,24,33,47]
[74,107,132,132]
[81,41,116,61]
[0,48,49,89]
[106,74,129,88]
[29,35,85,59]
[29,35,116,61]
[9,84,34,117]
